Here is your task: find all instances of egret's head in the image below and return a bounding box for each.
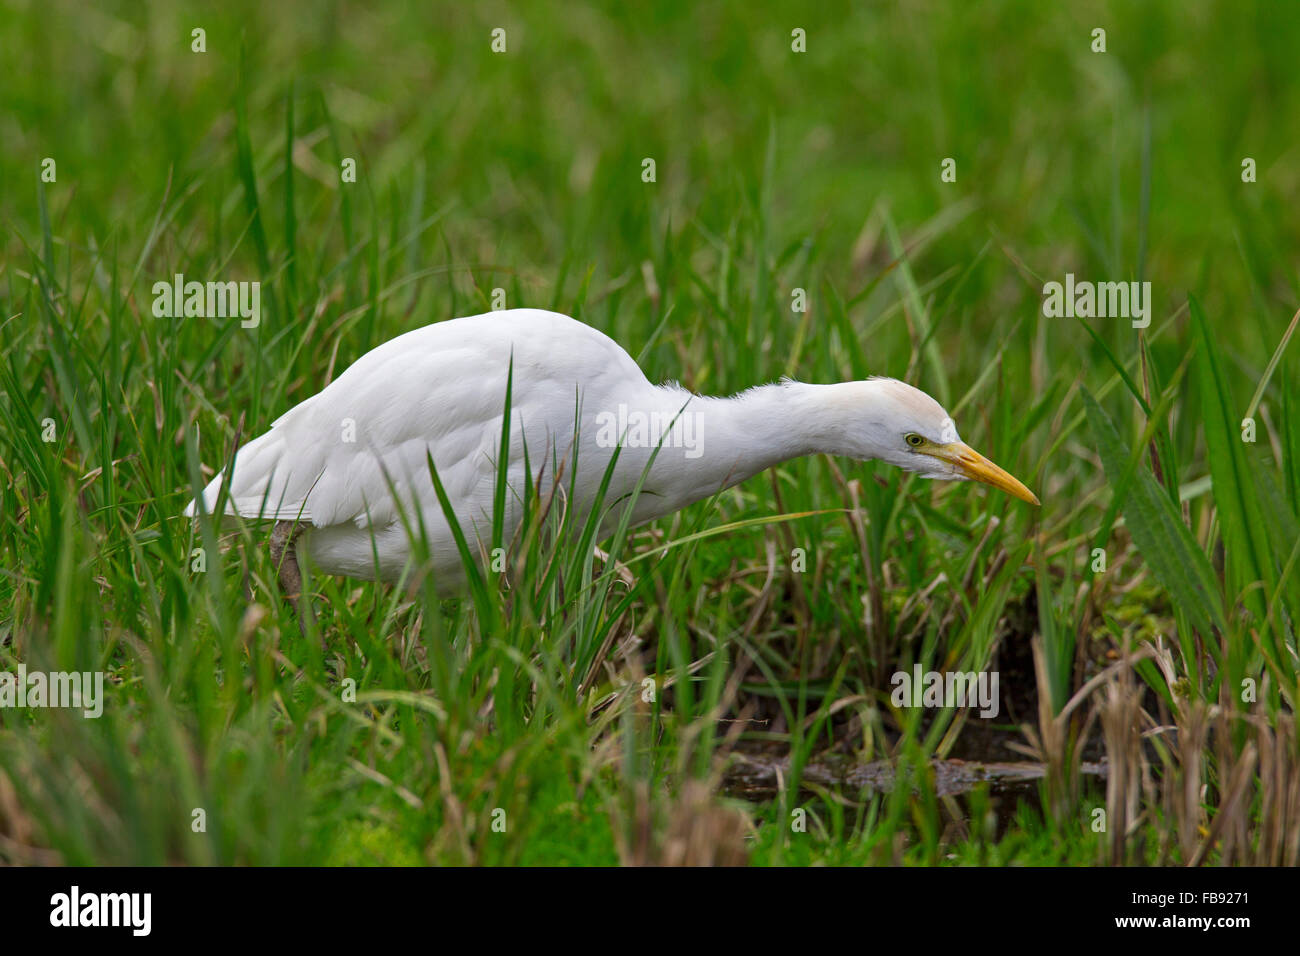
[859,378,1039,505]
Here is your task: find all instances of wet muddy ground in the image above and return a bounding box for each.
[722,749,1109,841]
[723,750,1107,801]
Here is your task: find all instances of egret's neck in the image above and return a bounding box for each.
[638,380,880,501]
[711,380,880,463]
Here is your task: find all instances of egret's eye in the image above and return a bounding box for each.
[905,433,925,448]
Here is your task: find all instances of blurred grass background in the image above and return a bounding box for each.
[1,0,1297,865]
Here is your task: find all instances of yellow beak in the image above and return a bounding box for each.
[930,442,1040,505]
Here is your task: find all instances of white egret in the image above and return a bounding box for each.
[185,309,1038,598]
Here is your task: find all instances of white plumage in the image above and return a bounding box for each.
[186,309,1037,593]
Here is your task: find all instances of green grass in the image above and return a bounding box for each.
[1,0,1298,865]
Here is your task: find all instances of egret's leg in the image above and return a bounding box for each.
[269,520,303,608]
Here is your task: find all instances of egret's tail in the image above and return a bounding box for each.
[182,428,314,522]
[182,473,225,518]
